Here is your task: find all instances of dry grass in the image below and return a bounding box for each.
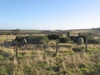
[0,35,100,75]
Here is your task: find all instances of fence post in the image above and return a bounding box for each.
[56,40,59,56]
[15,41,18,58]
[85,36,88,51]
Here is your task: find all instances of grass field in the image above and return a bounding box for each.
[0,34,100,75]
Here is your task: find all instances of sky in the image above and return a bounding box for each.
[0,0,100,30]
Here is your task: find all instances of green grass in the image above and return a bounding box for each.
[0,55,4,59]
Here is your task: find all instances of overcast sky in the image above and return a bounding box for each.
[0,0,100,30]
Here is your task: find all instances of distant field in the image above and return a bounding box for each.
[0,30,43,34]
[70,29,100,34]
[0,28,100,35]
[71,29,92,33]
